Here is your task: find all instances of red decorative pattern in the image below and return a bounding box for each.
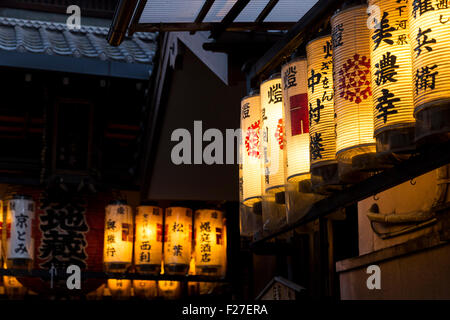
[338,54,372,104]
[245,120,261,158]
[275,119,284,150]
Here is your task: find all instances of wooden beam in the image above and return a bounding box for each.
[133,21,295,32]
[255,0,279,24]
[190,0,216,35]
[107,0,140,46]
[250,139,450,249]
[210,0,251,39]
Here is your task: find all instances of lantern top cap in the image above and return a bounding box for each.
[282,56,306,67]
[11,194,33,200]
[108,199,128,206]
[261,73,281,85]
[241,90,260,101]
[331,3,368,21]
[306,34,332,47]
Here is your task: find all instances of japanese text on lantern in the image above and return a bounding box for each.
[7,197,35,261]
[164,207,192,273]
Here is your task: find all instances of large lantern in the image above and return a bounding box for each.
[260,74,287,231]
[164,207,192,275]
[6,195,35,270]
[107,279,132,300]
[133,280,157,299]
[368,0,415,153]
[103,200,133,273]
[408,0,450,143]
[306,35,340,189]
[134,204,163,274]
[331,5,377,182]
[194,209,226,277]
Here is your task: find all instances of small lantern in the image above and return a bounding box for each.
[103,200,133,273]
[408,0,450,143]
[158,280,181,299]
[164,207,192,275]
[134,204,163,274]
[260,74,287,231]
[306,35,340,189]
[368,0,415,153]
[6,195,35,270]
[133,280,157,299]
[194,209,227,277]
[107,279,132,300]
[331,4,377,182]
[3,275,26,299]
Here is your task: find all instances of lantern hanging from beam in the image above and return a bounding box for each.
[408,0,450,143]
[306,35,340,190]
[133,280,157,300]
[368,0,416,153]
[134,204,163,275]
[103,200,133,273]
[260,74,287,231]
[194,209,227,276]
[331,4,377,182]
[6,195,35,270]
[107,279,132,300]
[164,207,192,275]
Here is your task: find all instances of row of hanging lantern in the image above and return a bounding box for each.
[239,1,450,234]
[103,201,227,277]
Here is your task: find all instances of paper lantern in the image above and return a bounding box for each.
[306,35,339,175]
[282,57,310,182]
[133,280,157,299]
[103,200,133,272]
[6,195,35,270]
[134,205,163,274]
[0,200,3,259]
[368,0,415,153]
[164,207,192,275]
[107,279,132,300]
[240,93,263,207]
[408,0,450,142]
[260,74,286,194]
[158,280,181,299]
[3,275,26,299]
[331,5,376,181]
[194,209,226,276]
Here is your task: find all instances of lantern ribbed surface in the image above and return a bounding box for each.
[408,0,450,112]
[369,0,415,135]
[282,58,310,182]
[240,94,263,206]
[134,205,163,273]
[306,35,337,168]
[260,76,286,193]
[331,5,376,156]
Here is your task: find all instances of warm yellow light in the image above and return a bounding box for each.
[0,200,2,259]
[260,75,286,193]
[164,207,192,275]
[6,195,35,269]
[103,201,133,272]
[158,280,181,299]
[107,279,132,299]
[133,280,157,299]
[241,94,263,206]
[368,0,415,140]
[306,35,337,168]
[134,205,163,274]
[408,0,450,140]
[331,5,376,158]
[282,58,310,182]
[194,209,226,276]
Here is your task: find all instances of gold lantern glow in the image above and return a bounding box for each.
[134,204,163,274]
[306,35,340,188]
[158,280,181,299]
[107,279,132,300]
[282,57,310,183]
[164,207,192,275]
[240,93,263,207]
[408,0,450,143]
[103,200,133,272]
[0,200,3,259]
[194,209,226,276]
[260,74,287,231]
[369,0,415,153]
[331,5,377,182]
[6,195,35,270]
[133,280,157,299]
[3,275,26,299]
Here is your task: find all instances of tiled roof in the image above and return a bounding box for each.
[0,17,157,64]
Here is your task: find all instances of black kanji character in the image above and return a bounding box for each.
[309,99,325,126]
[308,69,322,94]
[242,102,250,119]
[283,66,297,89]
[372,12,395,50]
[268,83,282,104]
[332,23,344,48]
[374,52,399,85]
[415,64,439,93]
[415,28,436,57]
[375,89,400,123]
[323,40,332,59]
[173,245,183,257]
[310,133,324,161]
[200,222,211,233]
[412,0,435,18]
